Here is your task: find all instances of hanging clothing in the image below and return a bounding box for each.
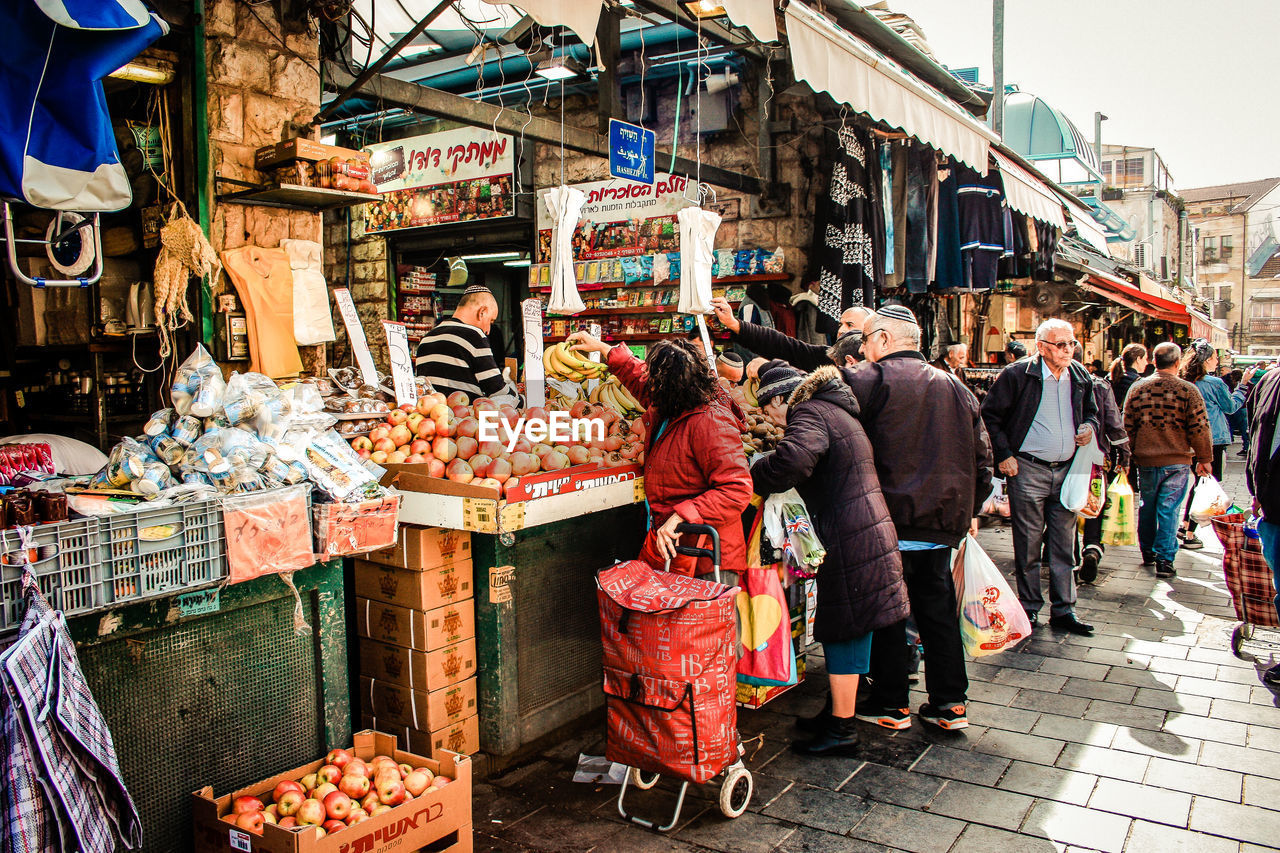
[221,246,304,379]
[955,164,1008,291]
[932,162,963,290]
[880,144,895,279]
[904,147,939,294]
[280,239,335,346]
[999,211,1033,280]
[790,290,826,346]
[889,144,908,288]
[813,124,884,319]
[1034,220,1059,282]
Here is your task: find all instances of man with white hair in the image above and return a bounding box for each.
[932,343,969,386]
[980,318,1100,636]
[839,305,993,733]
[711,297,870,372]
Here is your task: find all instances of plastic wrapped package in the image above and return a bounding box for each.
[312,493,401,557]
[222,371,283,427]
[301,432,384,502]
[171,345,226,417]
[651,253,670,283]
[221,484,313,584]
[143,408,175,437]
[0,443,55,486]
[91,437,150,489]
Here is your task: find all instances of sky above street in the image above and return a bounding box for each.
[896,0,1279,191]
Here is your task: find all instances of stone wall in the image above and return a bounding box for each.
[204,0,327,373]
[323,211,391,368]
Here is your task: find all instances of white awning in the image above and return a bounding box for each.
[783,1,996,174]
[992,150,1066,229]
[721,0,778,44]
[1065,198,1111,257]
[485,0,603,46]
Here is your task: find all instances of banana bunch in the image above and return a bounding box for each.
[544,342,608,382]
[591,377,643,417]
[743,377,760,408]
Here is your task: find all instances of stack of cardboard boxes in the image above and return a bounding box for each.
[355,525,480,757]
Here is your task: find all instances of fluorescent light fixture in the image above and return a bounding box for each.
[682,0,727,19]
[503,259,532,267]
[461,251,523,262]
[534,55,585,81]
[109,61,175,85]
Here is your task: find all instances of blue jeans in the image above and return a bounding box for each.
[1255,519,1280,624]
[1138,465,1192,562]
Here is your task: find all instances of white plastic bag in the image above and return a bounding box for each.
[1189,475,1231,524]
[953,534,1032,657]
[1060,441,1105,513]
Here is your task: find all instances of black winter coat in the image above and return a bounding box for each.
[981,356,1101,464]
[750,366,908,642]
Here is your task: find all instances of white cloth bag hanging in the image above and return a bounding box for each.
[545,185,587,315]
[677,207,721,314]
[280,238,335,346]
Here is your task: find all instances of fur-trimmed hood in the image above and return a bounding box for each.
[789,364,860,417]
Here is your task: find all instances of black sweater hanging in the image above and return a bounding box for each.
[809,122,885,318]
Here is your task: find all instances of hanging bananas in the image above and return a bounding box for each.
[543,342,609,382]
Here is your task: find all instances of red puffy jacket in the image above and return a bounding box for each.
[607,346,752,576]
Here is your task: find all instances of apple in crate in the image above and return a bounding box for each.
[347,810,370,826]
[403,769,433,797]
[322,819,346,834]
[276,789,304,817]
[313,782,338,801]
[376,777,406,806]
[231,796,263,815]
[274,780,304,802]
[360,792,379,813]
[324,791,353,821]
[235,812,265,835]
[278,816,297,828]
[387,410,409,427]
[296,798,326,826]
[326,748,353,770]
[339,773,370,799]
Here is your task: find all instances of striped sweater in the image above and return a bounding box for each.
[1122,372,1213,468]
[414,318,513,399]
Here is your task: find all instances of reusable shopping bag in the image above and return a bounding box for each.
[1061,441,1106,516]
[1189,476,1232,524]
[762,489,826,579]
[1100,470,1137,546]
[953,534,1032,657]
[735,564,796,686]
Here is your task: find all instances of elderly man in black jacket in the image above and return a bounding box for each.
[981,319,1100,636]
[711,297,871,372]
[843,305,994,733]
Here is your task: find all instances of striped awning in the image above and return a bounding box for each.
[992,150,1066,229]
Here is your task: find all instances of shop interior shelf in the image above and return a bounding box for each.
[546,300,741,318]
[215,179,382,211]
[534,272,791,293]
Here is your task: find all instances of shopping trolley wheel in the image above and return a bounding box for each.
[1232,623,1254,657]
[629,767,660,790]
[719,765,752,819]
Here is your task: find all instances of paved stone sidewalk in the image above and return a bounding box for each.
[474,451,1280,852]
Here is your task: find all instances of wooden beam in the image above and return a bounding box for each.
[324,66,764,195]
[595,9,623,135]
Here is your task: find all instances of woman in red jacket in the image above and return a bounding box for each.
[568,332,752,576]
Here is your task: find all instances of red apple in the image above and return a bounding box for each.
[360,792,380,813]
[407,410,425,429]
[428,458,447,478]
[376,777,406,806]
[313,782,338,801]
[553,444,571,456]
[542,451,570,471]
[510,437,532,454]
[346,810,370,826]
[432,437,457,463]
[488,456,513,481]
[455,436,478,460]
[263,810,278,825]
[509,452,538,476]
[300,773,318,793]
[355,448,372,460]
[446,391,470,407]
[415,396,435,416]
[445,458,474,484]
[323,819,346,834]
[324,790,353,820]
[402,770,431,796]
[273,780,305,803]
[469,453,493,478]
[339,774,370,799]
[567,445,590,465]
[387,409,409,427]
[264,804,279,819]
[387,450,408,465]
[433,414,456,438]
[531,443,553,459]
[404,453,426,464]
[296,798,326,825]
[235,812,265,835]
[232,796,264,815]
[221,814,238,825]
[278,816,298,828]
[456,417,480,438]
[369,426,390,443]
[431,777,451,788]
[409,439,431,456]
[429,403,451,422]
[389,424,413,448]
[478,439,505,458]
[373,437,395,454]
[503,477,520,496]
[473,397,498,413]
[476,477,503,493]
[345,758,370,779]
[350,436,373,453]
[416,418,437,439]
[369,804,393,817]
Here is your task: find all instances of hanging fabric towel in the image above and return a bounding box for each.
[280,239,336,346]
[544,185,587,315]
[1,533,141,852]
[677,207,721,314]
[0,0,168,210]
[221,246,304,378]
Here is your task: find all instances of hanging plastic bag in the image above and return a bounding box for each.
[1189,475,1232,524]
[762,489,826,578]
[545,185,587,315]
[953,534,1032,657]
[736,565,795,686]
[1100,470,1138,546]
[1060,441,1105,515]
[676,207,721,314]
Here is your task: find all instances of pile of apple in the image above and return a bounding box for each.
[348,391,647,499]
[220,747,451,837]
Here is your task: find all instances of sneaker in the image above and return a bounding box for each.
[919,702,969,731]
[1180,534,1204,551]
[1264,663,1280,687]
[1141,553,1155,567]
[1155,560,1176,579]
[854,703,911,730]
[1080,548,1101,584]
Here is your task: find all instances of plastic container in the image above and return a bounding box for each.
[0,518,103,631]
[98,499,228,601]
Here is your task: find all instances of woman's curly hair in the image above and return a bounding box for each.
[646,339,717,424]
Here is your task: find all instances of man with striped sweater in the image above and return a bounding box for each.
[414,286,516,400]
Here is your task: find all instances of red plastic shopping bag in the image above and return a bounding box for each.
[953,534,1031,656]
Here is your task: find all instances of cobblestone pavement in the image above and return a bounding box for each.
[474,449,1280,852]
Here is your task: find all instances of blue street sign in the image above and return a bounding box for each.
[608,119,656,186]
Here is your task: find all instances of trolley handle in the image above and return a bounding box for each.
[662,522,722,582]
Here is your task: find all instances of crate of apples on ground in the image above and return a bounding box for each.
[193,730,471,852]
[347,391,645,500]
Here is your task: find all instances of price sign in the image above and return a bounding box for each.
[382,321,417,407]
[522,298,545,407]
[333,288,380,387]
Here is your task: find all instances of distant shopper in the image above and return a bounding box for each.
[1109,343,1148,410]
[1005,339,1028,364]
[1123,342,1213,579]
[1089,359,1105,378]
[791,282,827,347]
[716,351,745,385]
[415,285,516,399]
[1179,340,1252,548]
[751,364,908,755]
[568,332,752,577]
[980,318,1099,635]
[1224,369,1250,453]
[711,297,870,372]
[932,344,969,385]
[1244,364,1280,685]
[845,305,993,732]
[1080,363,1130,584]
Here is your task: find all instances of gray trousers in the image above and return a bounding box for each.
[1006,456,1078,619]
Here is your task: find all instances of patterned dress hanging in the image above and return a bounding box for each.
[810,123,885,319]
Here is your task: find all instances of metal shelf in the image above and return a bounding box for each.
[215,178,382,211]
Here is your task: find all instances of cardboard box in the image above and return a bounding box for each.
[736,655,806,709]
[356,598,475,652]
[362,714,481,758]
[363,525,471,571]
[358,637,477,693]
[354,560,473,611]
[192,730,470,853]
[360,675,478,731]
[254,137,367,170]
